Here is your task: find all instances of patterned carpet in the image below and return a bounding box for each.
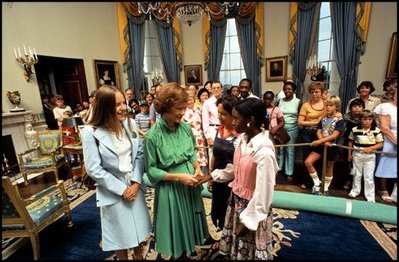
[142,187,397,260]
[3,184,396,260]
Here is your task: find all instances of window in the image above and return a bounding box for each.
[143,20,164,94]
[219,18,246,88]
[317,2,340,95]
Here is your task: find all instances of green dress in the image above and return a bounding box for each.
[143,117,209,257]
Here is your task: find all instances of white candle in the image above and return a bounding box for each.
[23,44,27,56]
[18,46,22,58]
[33,49,37,60]
[14,47,18,58]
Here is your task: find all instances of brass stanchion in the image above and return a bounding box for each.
[320,144,328,195]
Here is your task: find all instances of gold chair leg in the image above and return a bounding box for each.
[65,209,74,228]
[29,233,40,260]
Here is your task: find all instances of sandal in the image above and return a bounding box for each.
[379,191,393,203]
[381,195,393,203]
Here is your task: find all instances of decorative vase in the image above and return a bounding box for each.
[7,91,25,112]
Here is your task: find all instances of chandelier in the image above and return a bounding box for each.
[137,2,240,26]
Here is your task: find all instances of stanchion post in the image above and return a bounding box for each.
[320,144,327,195]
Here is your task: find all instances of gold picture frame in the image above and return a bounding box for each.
[184,64,203,86]
[386,32,397,79]
[94,60,120,88]
[266,56,287,82]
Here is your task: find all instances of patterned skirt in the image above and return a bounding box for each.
[219,193,274,260]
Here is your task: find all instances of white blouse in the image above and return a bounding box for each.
[111,129,132,175]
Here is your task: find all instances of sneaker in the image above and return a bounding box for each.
[348,192,357,198]
[367,199,375,203]
[323,190,330,196]
[312,185,320,195]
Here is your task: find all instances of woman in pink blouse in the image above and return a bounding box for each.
[197,98,278,259]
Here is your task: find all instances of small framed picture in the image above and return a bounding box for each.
[265,56,287,82]
[386,32,397,79]
[94,60,120,88]
[184,64,202,86]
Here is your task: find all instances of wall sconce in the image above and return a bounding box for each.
[14,44,38,82]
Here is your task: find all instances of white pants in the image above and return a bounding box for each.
[350,151,376,201]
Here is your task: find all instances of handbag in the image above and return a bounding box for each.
[272,128,290,145]
[268,106,290,145]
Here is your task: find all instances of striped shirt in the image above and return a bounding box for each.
[348,126,384,149]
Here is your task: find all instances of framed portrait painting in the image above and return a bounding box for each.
[94,60,120,88]
[265,56,287,82]
[184,64,202,86]
[386,32,397,78]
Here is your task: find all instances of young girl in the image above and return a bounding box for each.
[198,98,279,259]
[304,95,345,195]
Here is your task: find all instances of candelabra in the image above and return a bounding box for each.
[151,69,164,86]
[14,44,38,82]
[306,55,322,80]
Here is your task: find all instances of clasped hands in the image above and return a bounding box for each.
[179,168,212,187]
[122,182,140,202]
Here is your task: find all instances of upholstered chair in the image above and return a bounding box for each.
[18,130,66,183]
[2,175,73,260]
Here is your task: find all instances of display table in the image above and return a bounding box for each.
[62,144,86,182]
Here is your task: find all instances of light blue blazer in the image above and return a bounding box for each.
[81,118,146,207]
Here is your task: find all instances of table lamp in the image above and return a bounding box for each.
[62,117,85,145]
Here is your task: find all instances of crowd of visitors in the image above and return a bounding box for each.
[75,75,396,260]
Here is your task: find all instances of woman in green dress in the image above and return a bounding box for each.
[143,82,209,259]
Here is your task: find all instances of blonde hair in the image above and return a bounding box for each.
[326,94,341,109]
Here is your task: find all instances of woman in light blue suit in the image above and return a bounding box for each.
[81,85,151,260]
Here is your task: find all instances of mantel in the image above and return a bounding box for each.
[2,110,47,160]
[2,110,33,126]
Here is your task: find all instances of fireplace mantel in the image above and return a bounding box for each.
[2,110,47,160]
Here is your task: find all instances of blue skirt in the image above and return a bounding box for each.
[374,139,397,179]
[100,189,151,251]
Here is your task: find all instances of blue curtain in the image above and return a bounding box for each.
[126,13,146,97]
[331,2,361,113]
[235,12,263,97]
[291,3,318,97]
[207,18,227,82]
[154,19,180,83]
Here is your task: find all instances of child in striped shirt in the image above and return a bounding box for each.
[348,110,384,202]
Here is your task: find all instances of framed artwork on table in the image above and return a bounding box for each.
[386,32,397,79]
[266,56,287,82]
[184,64,202,86]
[94,60,120,88]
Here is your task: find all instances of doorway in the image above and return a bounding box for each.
[34,55,89,110]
